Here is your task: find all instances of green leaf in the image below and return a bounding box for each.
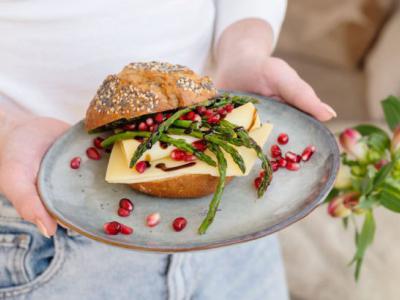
[366,133,390,153]
[360,174,373,195]
[323,188,339,204]
[355,124,390,138]
[381,95,400,131]
[379,183,400,213]
[373,161,394,187]
[358,195,376,210]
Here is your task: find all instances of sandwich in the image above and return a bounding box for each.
[85,61,273,234]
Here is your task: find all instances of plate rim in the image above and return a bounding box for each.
[38,91,340,253]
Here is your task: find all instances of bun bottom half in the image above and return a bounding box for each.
[129,174,233,198]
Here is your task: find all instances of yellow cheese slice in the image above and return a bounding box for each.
[105,123,273,184]
[121,102,260,163]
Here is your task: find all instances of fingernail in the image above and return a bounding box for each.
[36,219,50,238]
[321,103,337,118]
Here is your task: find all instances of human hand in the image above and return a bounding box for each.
[0,117,69,237]
[214,19,336,122]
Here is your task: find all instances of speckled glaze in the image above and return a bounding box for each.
[38,92,340,252]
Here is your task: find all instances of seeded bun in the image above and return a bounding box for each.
[130,175,233,198]
[85,61,217,132]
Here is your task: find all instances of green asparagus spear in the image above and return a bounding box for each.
[101,131,151,148]
[198,144,227,234]
[220,120,272,198]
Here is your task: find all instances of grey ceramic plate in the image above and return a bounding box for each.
[38,92,339,252]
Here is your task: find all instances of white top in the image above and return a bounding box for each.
[0,0,286,123]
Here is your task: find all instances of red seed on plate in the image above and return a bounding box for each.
[93,137,104,149]
[123,123,136,131]
[225,103,234,113]
[277,133,289,145]
[192,140,207,152]
[172,217,187,232]
[70,157,81,169]
[270,144,282,158]
[135,161,148,173]
[301,145,316,161]
[145,117,154,126]
[86,147,101,160]
[120,224,134,235]
[207,114,220,124]
[197,106,207,115]
[254,177,262,189]
[185,111,195,121]
[103,221,121,235]
[170,149,186,161]
[138,122,148,131]
[118,207,130,217]
[286,161,300,171]
[285,151,298,163]
[183,154,196,162]
[277,157,287,168]
[271,161,279,172]
[193,114,202,122]
[155,113,164,123]
[204,109,214,117]
[146,213,160,227]
[119,198,134,211]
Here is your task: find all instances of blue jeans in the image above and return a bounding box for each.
[0,195,288,300]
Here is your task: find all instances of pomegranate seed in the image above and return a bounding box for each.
[93,137,104,149]
[146,213,160,227]
[271,161,279,172]
[172,217,187,232]
[217,107,226,115]
[184,154,196,161]
[204,109,214,117]
[138,122,148,131]
[277,133,289,145]
[165,113,172,119]
[155,113,164,123]
[170,149,186,161]
[286,161,300,171]
[277,157,287,168]
[207,114,220,124]
[118,207,131,217]
[103,221,121,235]
[70,157,81,169]
[193,114,202,122]
[254,177,262,189]
[123,123,136,131]
[270,144,282,158]
[135,161,149,173]
[197,106,207,115]
[145,117,154,126]
[285,151,298,163]
[149,124,158,132]
[301,145,316,162]
[192,140,207,152]
[259,170,266,177]
[225,104,234,113]
[185,111,195,121]
[296,155,302,163]
[119,198,134,211]
[179,115,186,120]
[120,224,134,235]
[86,147,101,160]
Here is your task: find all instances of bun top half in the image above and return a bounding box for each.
[85,61,217,131]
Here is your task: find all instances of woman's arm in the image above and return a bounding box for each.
[0,100,69,236]
[214,19,337,121]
